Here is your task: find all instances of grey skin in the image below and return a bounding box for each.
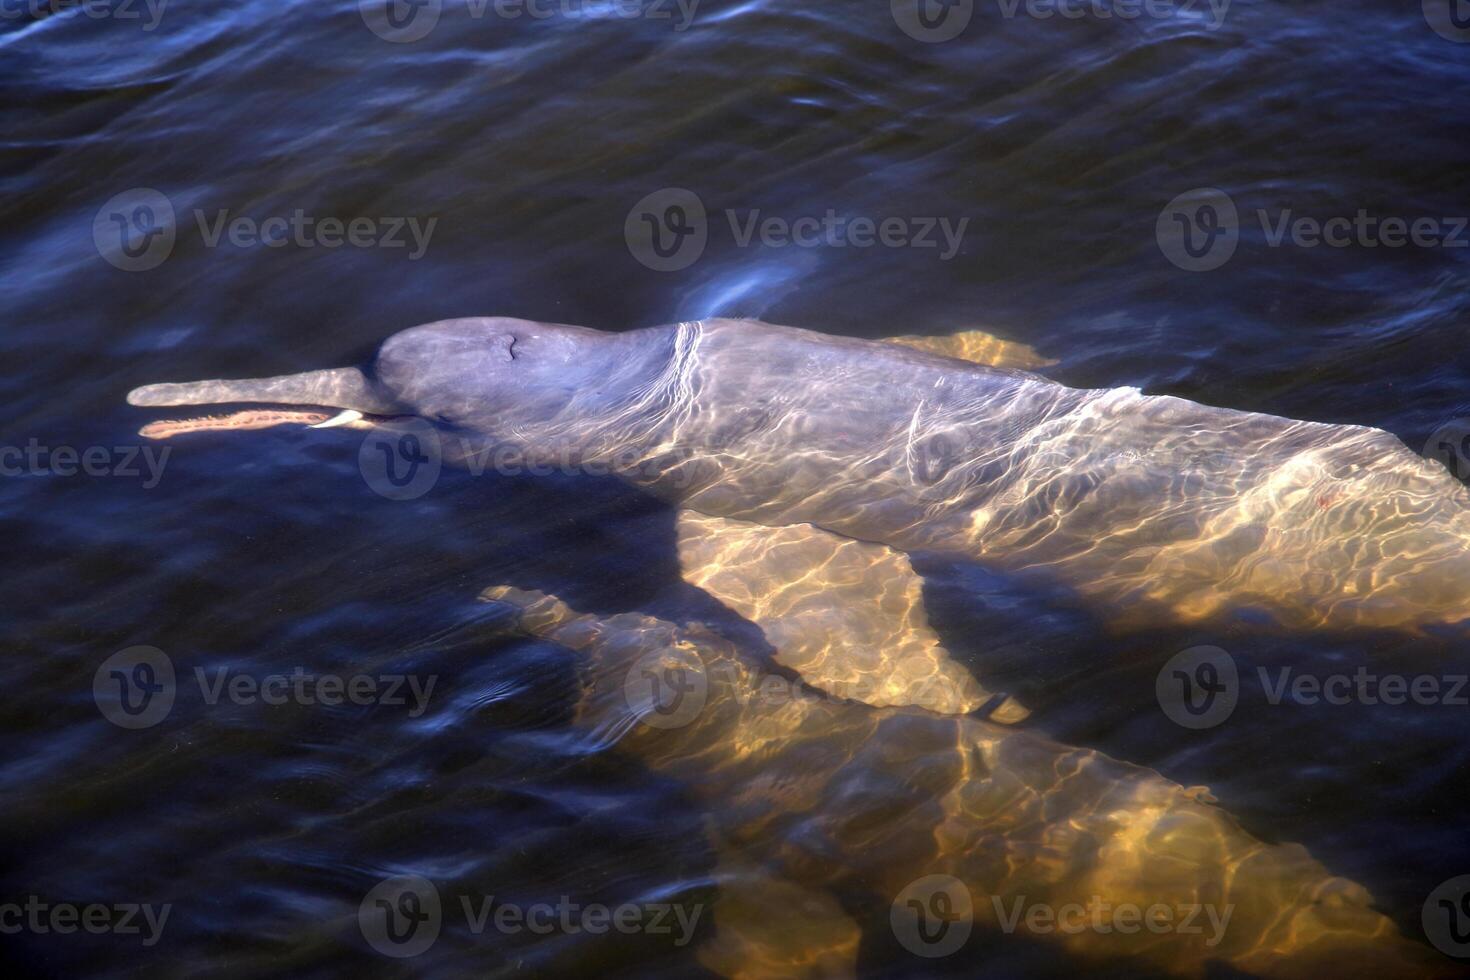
[130,316,1470,631]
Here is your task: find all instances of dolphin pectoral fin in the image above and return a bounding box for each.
[883,329,1057,371]
[674,510,1027,719]
[697,856,860,980]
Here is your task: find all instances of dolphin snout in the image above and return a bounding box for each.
[126,366,405,439]
[126,366,398,412]
[127,381,225,406]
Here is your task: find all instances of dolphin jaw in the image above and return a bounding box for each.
[126,367,409,439]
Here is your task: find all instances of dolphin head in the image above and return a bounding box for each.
[126,317,633,440]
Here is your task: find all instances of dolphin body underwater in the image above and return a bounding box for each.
[130,316,1470,631]
[477,575,1439,978]
[126,318,1466,974]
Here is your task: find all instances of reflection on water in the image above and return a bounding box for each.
[885,328,1059,373]
[485,574,1438,977]
[616,319,1470,633]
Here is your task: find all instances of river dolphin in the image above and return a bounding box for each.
[476,580,1439,978]
[125,318,1460,973]
[129,316,1470,632]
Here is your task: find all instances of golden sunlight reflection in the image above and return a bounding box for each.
[604,320,1470,632]
[676,510,1027,721]
[481,581,1441,978]
[884,329,1059,372]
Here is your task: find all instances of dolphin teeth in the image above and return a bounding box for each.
[311,410,364,429]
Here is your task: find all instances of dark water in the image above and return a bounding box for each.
[4,0,1470,975]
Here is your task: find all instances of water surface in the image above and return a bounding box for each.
[4,0,1470,975]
